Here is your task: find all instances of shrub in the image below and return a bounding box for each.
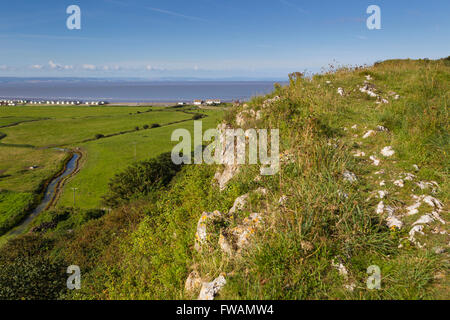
[102,152,183,207]
[135,126,139,131]
[95,133,104,139]
[143,124,149,129]
[192,114,203,120]
[150,123,160,128]
[0,256,67,300]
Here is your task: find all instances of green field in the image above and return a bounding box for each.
[58,109,223,208]
[0,105,223,234]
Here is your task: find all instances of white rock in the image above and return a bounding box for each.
[381,146,395,157]
[331,260,349,278]
[198,275,227,300]
[219,232,233,255]
[215,165,240,191]
[409,225,425,243]
[378,190,388,199]
[194,211,222,251]
[363,130,376,139]
[351,124,358,129]
[412,214,435,226]
[430,211,446,224]
[422,196,443,210]
[379,180,386,186]
[229,194,249,215]
[370,155,380,166]
[393,179,404,188]
[343,170,357,183]
[337,87,344,96]
[434,247,445,254]
[376,201,385,214]
[386,215,403,229]
[401,173,416,181]
[353,150,366,157]
[185,271,203,294]
[376,125,388,132]
[262,96,280,108]
[406,201,421,216]
[412,164,420,171]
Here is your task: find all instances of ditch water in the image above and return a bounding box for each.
[8,152,79,236]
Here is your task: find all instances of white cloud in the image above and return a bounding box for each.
[82,64,96,70]
[48,60,62,69]
[31,64,43,69]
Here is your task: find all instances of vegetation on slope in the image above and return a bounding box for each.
[0,58,448,300]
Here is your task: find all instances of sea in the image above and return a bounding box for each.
[0,79,283,103]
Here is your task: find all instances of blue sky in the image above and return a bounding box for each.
[0,0,449,79]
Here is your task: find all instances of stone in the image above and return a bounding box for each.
[229,194,249,215]
[433,247,445,254]
[393,179,404,188]
[370,155,380,166]
[198,274,227,300]
[215,165,240,191]
[219,232,234,255]
[343,170,357,183]
[376,201,384,214]
[353,150,366,157]
[194,211,223,251]
[363,130,376,139]
[377,190,388,199]
[381,146,395,157]
[406,200,421,216]
[185,271,202,294]
[262,96,280,109]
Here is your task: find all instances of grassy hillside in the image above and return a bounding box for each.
[0,58,448,300]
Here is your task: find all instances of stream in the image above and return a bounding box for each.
[8,152,80,236]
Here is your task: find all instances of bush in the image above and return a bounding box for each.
[95,134,104,139]
[150,123,160,128]
[192,114,203,120]
[102,152,183,207]
[143,124,149,129]
[135,126,139,131]
[0,256,67,300]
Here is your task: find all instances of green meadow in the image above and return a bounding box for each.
[0,105,223,234]
[58,109,223,208]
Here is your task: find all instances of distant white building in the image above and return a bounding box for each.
[193,100,203,106]
[205,99,221,106]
